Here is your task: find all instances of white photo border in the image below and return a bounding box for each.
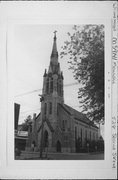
[0,1,117,179]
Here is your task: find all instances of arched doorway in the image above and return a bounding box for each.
[56,140,61,152]
[43,130,48,148]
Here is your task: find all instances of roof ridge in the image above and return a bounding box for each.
[64,104,88,118]
[58,103,71,115]
[63,104,98,128]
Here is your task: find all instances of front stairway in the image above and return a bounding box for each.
[17,151,48,160]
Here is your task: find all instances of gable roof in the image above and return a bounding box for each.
[35,113,41,120]
[59,103,98,129]
[58,103,71,115]
[37,118,54,133]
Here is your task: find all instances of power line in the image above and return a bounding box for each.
[20,108,41,114]
[20,104,80,115]
[15,82,78,97]
[15,88,42,97]
[64,82,78,87]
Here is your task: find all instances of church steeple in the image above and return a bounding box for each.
[48,32,60,75]
[43,32,64,98]
[41,32,64,128]
[50,31,58,65]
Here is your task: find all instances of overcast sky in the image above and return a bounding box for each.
[13,25,82,124]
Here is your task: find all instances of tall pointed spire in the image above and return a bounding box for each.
[51,31,58,60]
[48,31,61,74]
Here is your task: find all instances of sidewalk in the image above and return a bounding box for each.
[16,151,104,160]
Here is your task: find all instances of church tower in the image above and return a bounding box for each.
[26,31,99,154]
[41,31,64,129]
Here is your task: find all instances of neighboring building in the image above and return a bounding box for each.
[26,32,99,153]
[14,103,20,131]
[14,103,28,151]
[15,129,28,151]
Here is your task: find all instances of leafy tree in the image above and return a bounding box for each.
[20,115,32,131]
[61,25,104,123]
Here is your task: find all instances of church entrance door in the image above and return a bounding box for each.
[56,140,61,152]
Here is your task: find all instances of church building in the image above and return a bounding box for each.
[27,32,99,153]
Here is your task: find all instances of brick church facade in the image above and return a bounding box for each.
[27,32,99,153]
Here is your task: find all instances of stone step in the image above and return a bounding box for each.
[20,151,48,159]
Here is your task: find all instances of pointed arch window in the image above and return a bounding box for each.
[49,102,52,115]
[57,81,59,94]
[57,103,59,115]
[62,120,65,131]
[46,78,49,94]
[75,126,77,140]
[85,130,87,140]
[65,120,67,129]
[57,79,62,96]
[50,77,53,93]
[93,132,95,140]
[81,128,82,146]
[44,103,47,115]
[90,131,91,141]
[59,83,61,96]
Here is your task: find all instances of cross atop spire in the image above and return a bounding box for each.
[54,30,57,39]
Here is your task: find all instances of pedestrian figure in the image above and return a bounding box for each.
[31,141,35,152]
[31,143,34,151]
[15,147,21,159]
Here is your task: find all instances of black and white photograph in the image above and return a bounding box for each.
[14,25,104,160]
[0,1,117,179]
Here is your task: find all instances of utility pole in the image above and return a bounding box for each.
[39,94,44,159]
